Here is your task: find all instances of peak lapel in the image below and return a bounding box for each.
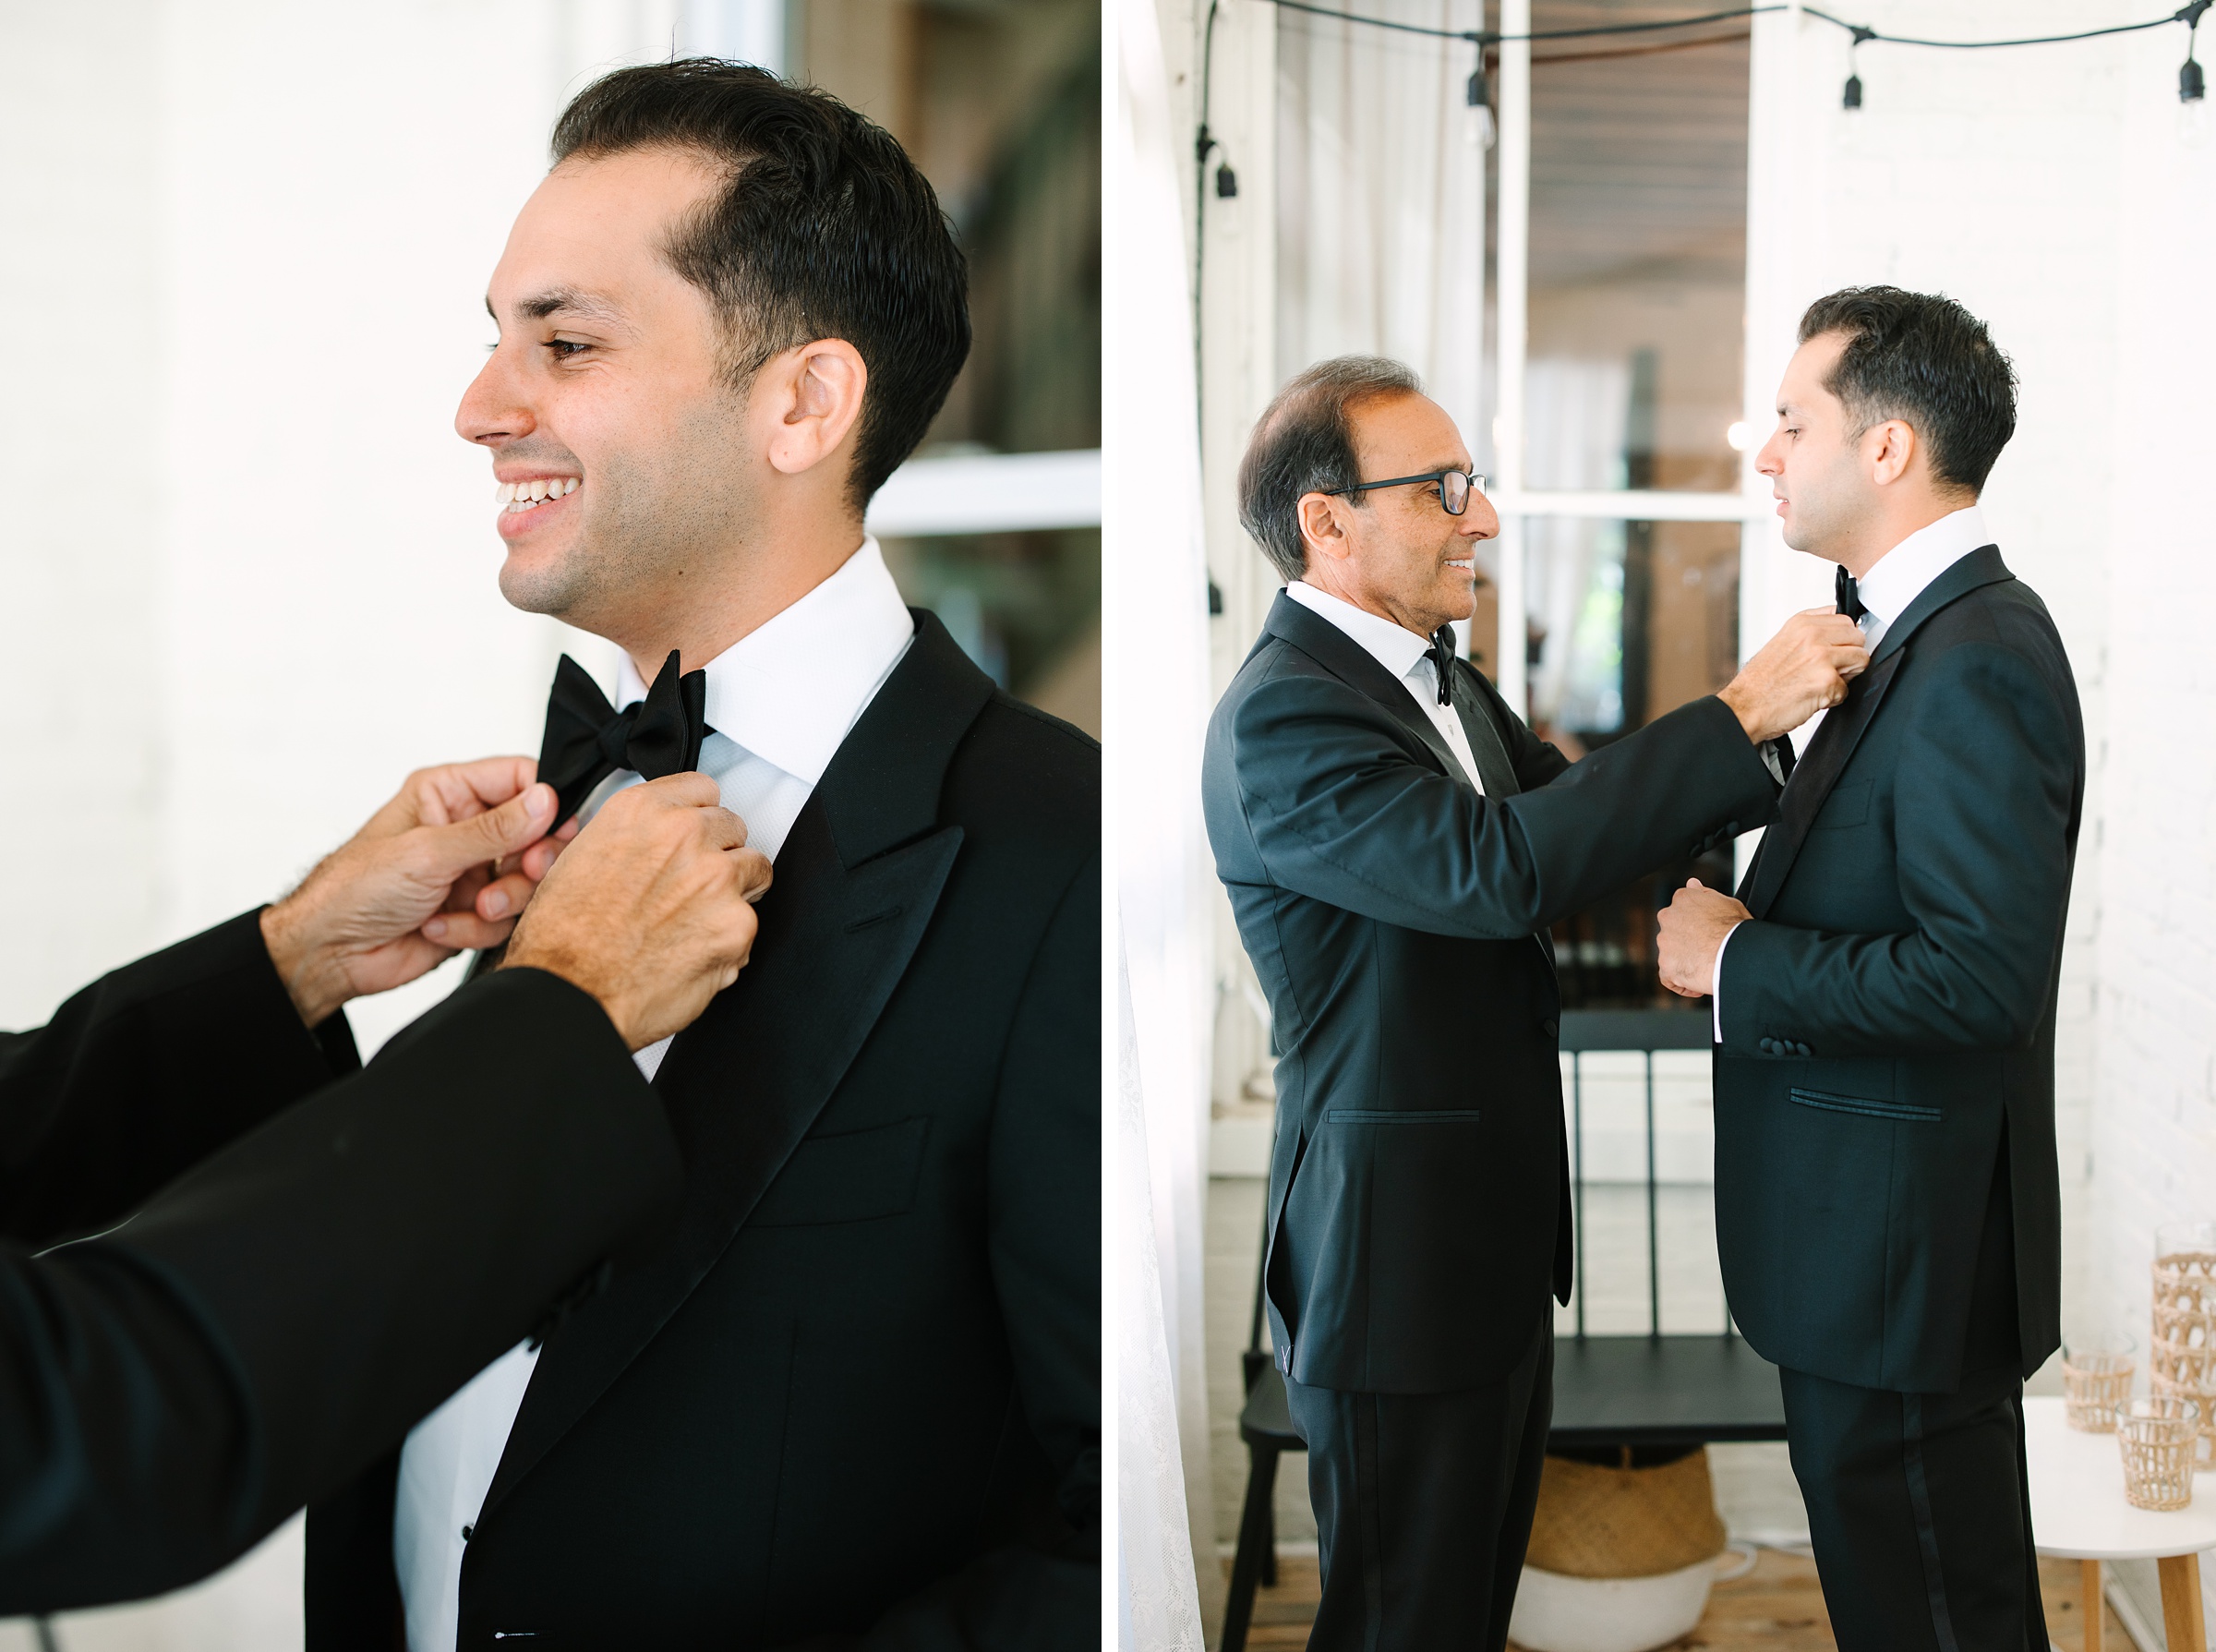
[480,613,993,1518]
[1264,592,1468,786]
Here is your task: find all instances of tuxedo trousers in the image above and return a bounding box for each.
[1780,1148,2044,1652]
[1283,1320,1552,1652]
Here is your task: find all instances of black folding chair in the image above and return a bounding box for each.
[1550,1008,1788,1448]
[1222,1201,1302,1652]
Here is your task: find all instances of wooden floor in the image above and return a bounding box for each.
[1223,1550,2137,1650]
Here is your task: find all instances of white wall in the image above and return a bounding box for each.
[2090,0,2216,1480]
[1,1,769,1642]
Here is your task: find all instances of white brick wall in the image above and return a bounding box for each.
[2090,0,2216,1506]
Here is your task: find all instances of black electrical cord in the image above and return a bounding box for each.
[1804,3,2205,50]
[1195,0,1224,440]
[1259,0,2213,57]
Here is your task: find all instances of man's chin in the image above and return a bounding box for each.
[497,547,584,619]
[1438,574,1478,622]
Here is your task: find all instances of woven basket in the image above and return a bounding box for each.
[1524,1450,1728,1580]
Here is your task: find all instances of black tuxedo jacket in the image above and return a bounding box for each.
[1715,546,2083,1393]
[1202,592,1779,1393]
[0,911,680,1613]
[307,613,1100,1651]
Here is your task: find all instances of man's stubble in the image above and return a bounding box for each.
[499,406,758,654]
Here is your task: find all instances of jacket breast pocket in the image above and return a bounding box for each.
[1810,778,1872,831]
[750,1117,930,1227]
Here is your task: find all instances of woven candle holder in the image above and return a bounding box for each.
[2152,1248,2216,1345]
[2150,1368,2216,1471]
[2151,1224,2216,1468]
[2118,1395,2201,1510]
[2062,1344,2136,1433]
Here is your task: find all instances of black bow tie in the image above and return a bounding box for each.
[1836,565,1868,622]
[537,650,710,825]
[1427,625,1458,708]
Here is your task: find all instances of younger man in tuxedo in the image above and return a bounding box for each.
[307,63,1097,1651]
[1660,288,2081,1652]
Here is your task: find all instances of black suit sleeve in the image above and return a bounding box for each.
[810,854,1100,1652]
[1229,669,1775,939]
[1720,642,2078,1054]
[1469,669,1574,793]
[0,967,682,1616]
[0,909,357,1247]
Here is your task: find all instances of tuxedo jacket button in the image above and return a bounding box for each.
[1539,1017,1560,1040]
[1758,1037,1776,1055]
[1794,1042,1813,1056]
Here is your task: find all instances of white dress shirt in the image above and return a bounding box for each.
[1283,581,1486,793]
[1712,505,1992,1035]
[391,537,915,1652]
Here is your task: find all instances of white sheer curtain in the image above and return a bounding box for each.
[1274,0,1486,452]
[1109,0,1213,1644]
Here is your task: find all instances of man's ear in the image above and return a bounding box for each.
[1865,417,1918,488]
[759,339,869,480]
[1297,492,1353,564]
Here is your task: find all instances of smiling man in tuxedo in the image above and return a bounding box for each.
[1658,288,2082,1652]
[306,62,1098,1651]
[1204,356,1868,1651]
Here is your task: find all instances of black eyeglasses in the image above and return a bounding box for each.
[1319,469,1487,516]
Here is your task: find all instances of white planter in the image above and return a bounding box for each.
[1507,1556,1719,1652]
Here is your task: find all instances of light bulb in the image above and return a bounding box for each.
[1726,421,1752,452]
[1465,103,1497,149]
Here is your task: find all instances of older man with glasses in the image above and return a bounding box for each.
[1201,356,1870,1650]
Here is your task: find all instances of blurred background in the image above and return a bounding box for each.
[0,0,1094,1645]
[1113,0,2216,1645]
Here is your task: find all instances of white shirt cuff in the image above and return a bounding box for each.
[1710,920,1742,1043]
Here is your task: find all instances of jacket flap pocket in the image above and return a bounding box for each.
[1327,1108,1482,1124]
[751,1116,930,1226]
[1789,1087,1938,1124]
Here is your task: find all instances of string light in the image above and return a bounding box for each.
[1248,0,2216,112]
[1466,57,1497,149]
[1842,23,1873,109]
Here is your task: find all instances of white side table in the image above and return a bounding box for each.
[2025,1395,2216,1651]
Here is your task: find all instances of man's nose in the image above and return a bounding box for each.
[1754,426,1785,476]
[455,347,533,448]
[1462,490,1501,540]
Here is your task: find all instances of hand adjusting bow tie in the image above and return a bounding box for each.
[1835,564,1868,622]
[1427,624,1458,708]
[537,650,711,825]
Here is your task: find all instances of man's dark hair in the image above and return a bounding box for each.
[1797,285,2017,495]
[553,59,970,510]
[1238,356,1423,582]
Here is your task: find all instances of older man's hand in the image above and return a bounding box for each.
[1716,608,1870,743]
[1656,878,1752,999]
[504,774,773,1051]
[259,757,578,1026]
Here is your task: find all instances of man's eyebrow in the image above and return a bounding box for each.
[491,287,627,326]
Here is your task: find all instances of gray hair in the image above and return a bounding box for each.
[1236,356,1423,583]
